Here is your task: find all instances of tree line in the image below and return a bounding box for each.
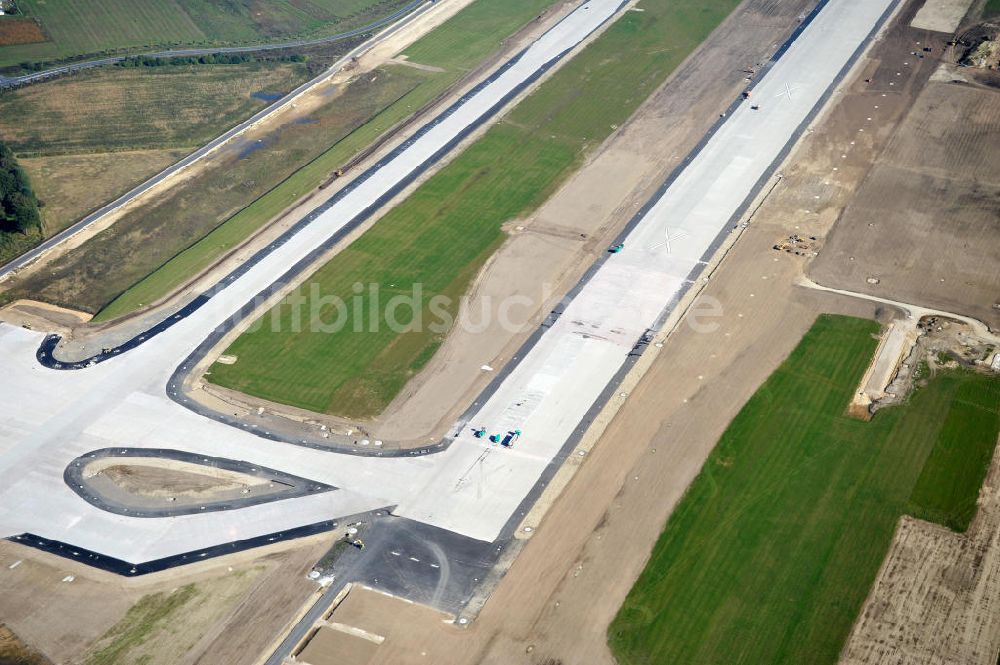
[0,142,42,234]
[116,53,307,68]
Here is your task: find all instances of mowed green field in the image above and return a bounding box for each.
[608,315,1000,665]
[0,0,410,68]
[208,0,743,418]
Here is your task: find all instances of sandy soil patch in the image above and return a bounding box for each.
[84,459,271,497]
[0,534,333,665]
[911,0,976,32]
[0,298,91,333]
[298,625,380,665]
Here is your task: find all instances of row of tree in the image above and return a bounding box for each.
[116,53,307,68]
[0,142,41,234]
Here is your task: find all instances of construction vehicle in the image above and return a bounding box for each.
[489,433,502,443]
[501,429,522,447]
[351,539,365,550]
[609,243,624,254]
[772,233,817,255]
[473,426,487,439]
[750,104,760,111]
[334,168,345,178]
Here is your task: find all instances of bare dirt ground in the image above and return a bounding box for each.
[809,75,1000,329]
[840,441,1000,665]
[87,461,269,498]
[297,625,379,665]
[307,586,458,664]
[0,534,334,665]
[0,299,91,335]
[77,459,288,512]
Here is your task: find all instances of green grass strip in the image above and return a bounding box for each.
[608,314,1000,665]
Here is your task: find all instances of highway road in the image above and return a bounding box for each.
[0,0,431,284]
[0,0,898,585]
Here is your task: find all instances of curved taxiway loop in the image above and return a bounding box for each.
[65,448,334,518]
[0,0,900,575]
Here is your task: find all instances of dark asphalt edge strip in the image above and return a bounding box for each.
[64,447,335,518]
[7,516,362,576]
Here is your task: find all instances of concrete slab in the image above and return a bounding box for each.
[910,0,974,33]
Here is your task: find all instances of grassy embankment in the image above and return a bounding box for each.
[608,314,1000,665]
[91,0,557,321]
[208,0,744,418]
[81,571,259,665]
[0,0,410,69]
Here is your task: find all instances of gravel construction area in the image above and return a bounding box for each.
[809,77,1000,329]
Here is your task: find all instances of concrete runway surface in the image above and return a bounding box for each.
[0,0,896,583]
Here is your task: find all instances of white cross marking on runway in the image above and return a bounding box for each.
[776,82,802,100]
[650,227,689,254]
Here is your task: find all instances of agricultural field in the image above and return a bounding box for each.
[0,0,411,69]
[0,60,311,262]
[809,80,1000,329]
[607,315,1000,665]
[0,18,46,47]
[209,0,744,418]
[19,149,188,235]
[0,61,310,156]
